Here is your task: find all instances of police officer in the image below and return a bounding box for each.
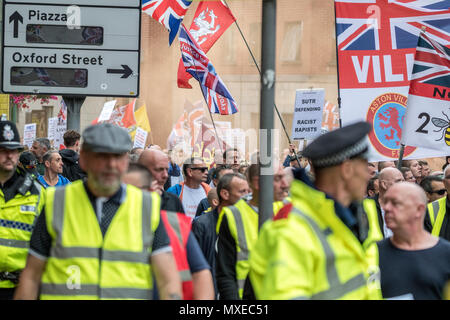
[15,123,182,300]
[0,121,44,300]
[248,122,383,300]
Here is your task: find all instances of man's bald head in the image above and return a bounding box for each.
[138,149,169,193]
[391,182,427,206]
[383,182,428,233]
[379,167,405,196]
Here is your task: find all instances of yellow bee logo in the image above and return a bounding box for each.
[432,111,450,146]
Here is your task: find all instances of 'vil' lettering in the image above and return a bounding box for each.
[29,10,68,22]
[351,54,414,84]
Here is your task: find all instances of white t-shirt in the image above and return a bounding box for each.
[381,207,393,238]
[181,185,207,219]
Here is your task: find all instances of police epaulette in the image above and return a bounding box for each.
[273,203,293,221]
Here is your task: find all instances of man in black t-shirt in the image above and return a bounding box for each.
[377,182,450,300]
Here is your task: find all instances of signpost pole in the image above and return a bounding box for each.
[63,95,85,132]
[259,0,276,230]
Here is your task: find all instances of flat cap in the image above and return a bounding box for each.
[0,121,23,150]
[303,121,371,168]
[82,123,132,154]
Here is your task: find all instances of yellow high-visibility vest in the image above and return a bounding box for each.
[427,197,446,237]
[249,179,383,300]
[0,180,44,288]
[40,181,160,300]
[216,199,282,299]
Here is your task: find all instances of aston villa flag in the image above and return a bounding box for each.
[401,32,450,152]
[177,0,236,89]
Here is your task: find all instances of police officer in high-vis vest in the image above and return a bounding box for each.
[14,123,182,300]
[0,121,45,300]
[248,122,383,300]
[216,164,290,299]
[425,165,450,241]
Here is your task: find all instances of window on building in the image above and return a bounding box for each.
[280,22,303,63]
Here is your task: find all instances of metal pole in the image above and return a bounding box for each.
[333,1,343,129]
[259,0,276,230]
[397,144,405,169]
[63,96,85,132]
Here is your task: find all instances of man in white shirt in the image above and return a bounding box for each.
[167,157,210,219]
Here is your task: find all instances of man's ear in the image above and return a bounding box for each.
[220,189,229,201]
[340,160,354,181]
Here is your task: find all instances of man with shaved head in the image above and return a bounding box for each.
[371,167,405,238]
[139,149,184,213]
[377,182,450,300]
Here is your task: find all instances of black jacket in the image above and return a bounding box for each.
[59,149,86,182]
[191,208,219,297]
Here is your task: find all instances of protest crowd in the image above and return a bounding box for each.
[0,0,449,303]
[0,118,449,301]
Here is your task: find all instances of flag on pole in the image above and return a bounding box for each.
[179,24,238,115]
[92,99,137,132]
[401,32,450,152]
[134,104,151,133]
[177,0,236,88]
[142,0,193,45]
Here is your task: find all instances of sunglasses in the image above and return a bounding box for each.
[431,189,446,196]
[191,167,208,173]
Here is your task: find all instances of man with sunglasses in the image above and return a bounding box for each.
[421,175,446,204]
[425,166,450,242]
[167,157,211,219]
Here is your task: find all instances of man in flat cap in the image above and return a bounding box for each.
[15,123,182,300]
[248,121,384,300]
[0,121,45,299]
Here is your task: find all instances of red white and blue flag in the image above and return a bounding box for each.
[335,0,450,160]
[177,0,236,88]
[179,24,238,115]
[401,32,450,150]
[142,0,193,45]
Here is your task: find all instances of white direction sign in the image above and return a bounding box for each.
[6,0,140,7]
[2,1,141,97]
[3,4,140,50]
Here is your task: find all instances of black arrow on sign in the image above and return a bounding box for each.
[9,11,23,38]
[107,65,133,79]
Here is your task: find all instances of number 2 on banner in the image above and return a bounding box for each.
[416,112,430,134]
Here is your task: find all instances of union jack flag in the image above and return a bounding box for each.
[410,32,449,94]
[336,0,450,51]
[142,0,193,45]
[179,24,238,115]
[57,99,67,123]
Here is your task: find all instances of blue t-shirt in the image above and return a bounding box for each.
[37,174,71,188]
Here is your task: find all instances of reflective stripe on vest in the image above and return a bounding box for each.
[41,185,155,299]
[161,210,193,300]
[429,198,446,237]
[291,207,367,300]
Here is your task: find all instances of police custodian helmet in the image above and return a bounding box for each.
[0,121,24,150]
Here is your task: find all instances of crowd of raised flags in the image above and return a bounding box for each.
[90,0,450,163]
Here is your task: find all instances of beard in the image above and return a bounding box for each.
[88,171,122,196]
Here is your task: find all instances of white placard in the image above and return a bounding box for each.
[133,127,148,149]
[23,123,36,148]
[98,100,116,122]
[48,117,57,141]
[292,89,325,140]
